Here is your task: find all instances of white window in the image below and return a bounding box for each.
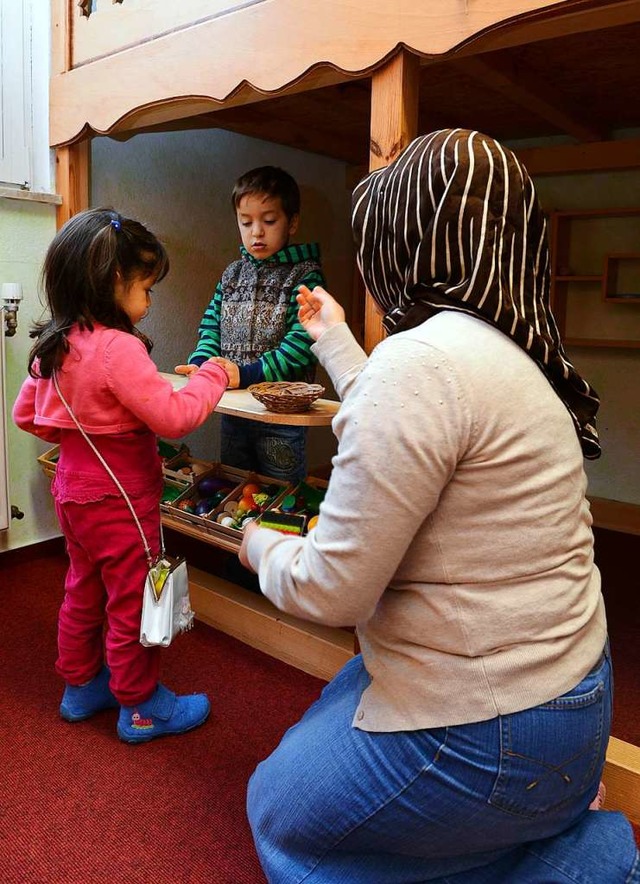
[0,0,51,191]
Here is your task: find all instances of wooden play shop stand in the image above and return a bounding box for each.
[158,383,351,683]
[49,0,640,824]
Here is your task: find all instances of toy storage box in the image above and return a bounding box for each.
[37,445,60,480]
[163,466,291,548]
[206,474,292,546]
[161,465,288,544]
[162,451,214,484]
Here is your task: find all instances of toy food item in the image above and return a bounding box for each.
[194,498,217,516]
[161,484,183,503]
[198,476,234,498]
[259,512,306,535]
[280,494,297,513]
[218,481,284,532]
[175,499,196,514]
[242,482,261,497]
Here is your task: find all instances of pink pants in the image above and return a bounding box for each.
[53,430,163,705]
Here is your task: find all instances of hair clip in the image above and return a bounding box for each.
[110,218,121,231]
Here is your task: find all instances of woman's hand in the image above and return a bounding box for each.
[174,364,199,377]
[238,520,259,571]
[207,357,240,388]
[297,285,346,342]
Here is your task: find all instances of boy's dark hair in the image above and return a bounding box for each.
[28,206,169,378]
[232,166,300,220]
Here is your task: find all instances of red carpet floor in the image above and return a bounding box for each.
[1,531,638,882]
[0,543,323,884]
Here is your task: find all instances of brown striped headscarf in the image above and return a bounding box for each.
[352,128,601,459]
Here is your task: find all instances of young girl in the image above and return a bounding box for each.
[13,207,229,744]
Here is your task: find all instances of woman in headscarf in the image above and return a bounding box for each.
[241,130,638,882]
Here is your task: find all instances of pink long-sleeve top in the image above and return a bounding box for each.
[13,323,228,443]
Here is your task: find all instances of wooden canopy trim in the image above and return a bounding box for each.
[51,0,588,147]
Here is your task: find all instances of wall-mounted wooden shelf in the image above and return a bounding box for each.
[603,253,640,304]
[549,208,640,347]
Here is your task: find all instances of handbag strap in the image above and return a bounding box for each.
[53,371,160,569]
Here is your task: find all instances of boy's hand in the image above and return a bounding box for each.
[208,357,240,389]
[296,285,346,341]
[174,364,199,377]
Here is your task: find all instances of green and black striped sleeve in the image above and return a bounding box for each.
[187,282,223,366]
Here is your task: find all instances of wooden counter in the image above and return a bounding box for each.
[161,373,340,426]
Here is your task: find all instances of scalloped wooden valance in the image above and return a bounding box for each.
[51,0,589,146]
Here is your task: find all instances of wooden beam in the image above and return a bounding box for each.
[455,56,605,143]
[515,138,640,176]
[588,496,640,536]
[474,0,640,54]
[365,49,419,353]
[55,141,91,229]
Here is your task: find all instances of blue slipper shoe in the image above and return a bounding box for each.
[117,684,210,744]
[60,666,119,722]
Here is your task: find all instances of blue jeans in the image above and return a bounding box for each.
[220,415,307,484]
[247,646,640,883]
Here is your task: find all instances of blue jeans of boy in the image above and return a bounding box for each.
[220,415,307,484]
[247,645,640,883]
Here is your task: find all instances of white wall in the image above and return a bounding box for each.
[92,127,354,470]
[0,198,59,551]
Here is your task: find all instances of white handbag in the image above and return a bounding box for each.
[53,374,195,648]
[140,554,193,647]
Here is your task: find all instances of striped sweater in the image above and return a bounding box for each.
[188,243,324,387]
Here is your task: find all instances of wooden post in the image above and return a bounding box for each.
[364,49,419,353]
[55,141,91,228]
[52,0,91,228]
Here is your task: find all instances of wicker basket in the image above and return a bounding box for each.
[248,381,325,414]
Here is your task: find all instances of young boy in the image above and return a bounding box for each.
[179,166,324,483]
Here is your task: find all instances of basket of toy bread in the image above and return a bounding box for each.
[248,381,325,414]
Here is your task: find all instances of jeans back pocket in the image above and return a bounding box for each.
[489,654,610,819]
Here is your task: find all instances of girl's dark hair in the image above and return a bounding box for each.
[28,207,169,378]
[231,166,300,220]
